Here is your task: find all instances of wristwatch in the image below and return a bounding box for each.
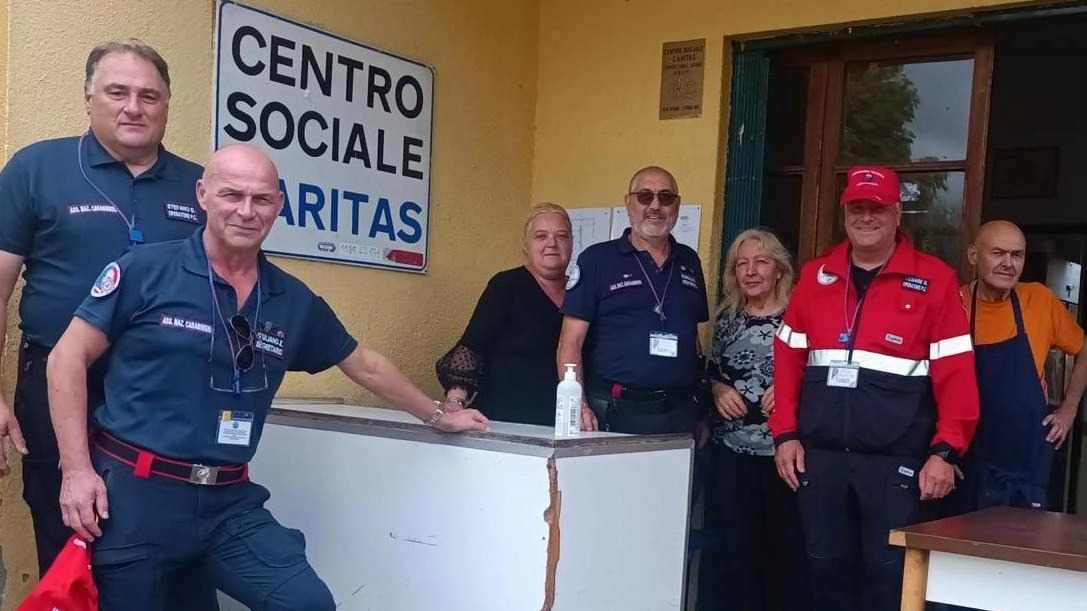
[929,442,959,465]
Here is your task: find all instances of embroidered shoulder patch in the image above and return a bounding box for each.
[90,262,122,298]
[817,264,838,286]
[566,264,581,290]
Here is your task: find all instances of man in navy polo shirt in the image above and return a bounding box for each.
[0,40,206,578]
[46,144,489,611]
[557,166,709,434]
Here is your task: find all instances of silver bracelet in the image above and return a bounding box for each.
[423,400,445,426]
[445,396,467,408]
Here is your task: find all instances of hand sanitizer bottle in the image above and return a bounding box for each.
[555,363,582,438]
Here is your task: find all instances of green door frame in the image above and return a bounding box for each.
[719,50,769,268]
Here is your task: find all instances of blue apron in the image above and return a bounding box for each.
[970,287,1055,510]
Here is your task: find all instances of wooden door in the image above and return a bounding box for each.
[771,31,994,278]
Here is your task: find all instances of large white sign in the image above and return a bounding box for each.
[214,2,434,272]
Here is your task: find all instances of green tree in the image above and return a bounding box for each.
[841,63,920,165]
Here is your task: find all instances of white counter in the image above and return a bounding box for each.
[218,400,694,611]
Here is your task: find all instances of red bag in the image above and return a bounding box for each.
[17,534,98,611]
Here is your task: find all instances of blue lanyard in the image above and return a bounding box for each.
[77,132,143,244]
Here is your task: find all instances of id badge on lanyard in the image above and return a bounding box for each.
[827,360,859,388]
[829,265,875,389]
[650,331,679,358]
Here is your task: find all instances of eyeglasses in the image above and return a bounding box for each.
[628,189,680,207]
[229,314,255,372]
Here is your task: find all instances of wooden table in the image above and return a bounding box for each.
[889,507,1087,611]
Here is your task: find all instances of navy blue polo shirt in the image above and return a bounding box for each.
[0,131,204,347]
[562,229,709,390]
[74,229,358,465]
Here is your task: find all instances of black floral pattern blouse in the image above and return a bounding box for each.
[708,310,783,457]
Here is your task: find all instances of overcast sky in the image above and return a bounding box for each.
[901,59,973,161]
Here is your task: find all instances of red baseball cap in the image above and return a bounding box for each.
[840,167,901,206]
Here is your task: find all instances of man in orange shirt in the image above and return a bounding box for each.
[961,220,1087,510]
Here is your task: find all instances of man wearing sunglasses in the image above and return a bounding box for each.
[0,39,218,609]
[45,144,490,611]
[557,165,709,435]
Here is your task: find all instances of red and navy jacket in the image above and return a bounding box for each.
[770,233,979,456]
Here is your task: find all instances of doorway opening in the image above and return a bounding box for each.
[723,8,1087,513]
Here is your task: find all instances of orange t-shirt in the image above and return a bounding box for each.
[961,282,1084,383]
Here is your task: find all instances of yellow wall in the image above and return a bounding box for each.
[0,0,7,161]
[0,0,538,604]
[1,2,26,605]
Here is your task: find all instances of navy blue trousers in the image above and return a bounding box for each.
[14,340,215,611]
[91,448,331,611]
[798,448,929,611]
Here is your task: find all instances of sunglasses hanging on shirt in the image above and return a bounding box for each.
[206,259,267,394]
[228,314,255,372]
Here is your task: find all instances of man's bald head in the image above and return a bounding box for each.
[969,220,1027,299]
[628,166,679,193]
[974,220,1025,250]
[204,144,280,184]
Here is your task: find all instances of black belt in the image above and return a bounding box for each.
[93,432,248,486]
[591,380,696,402]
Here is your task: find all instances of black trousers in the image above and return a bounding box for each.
[698,442,810,611]
[798,448,930,611]
[15,339,76,577]
[14,340,220,610]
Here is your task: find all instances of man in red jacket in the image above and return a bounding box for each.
[770,167,979,611]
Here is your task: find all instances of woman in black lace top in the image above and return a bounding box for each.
[435,203,572,425]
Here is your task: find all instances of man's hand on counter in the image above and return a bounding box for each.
[580,401,598,432]
[436,408,490,433]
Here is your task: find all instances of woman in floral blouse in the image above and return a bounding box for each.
[699,228,810,611]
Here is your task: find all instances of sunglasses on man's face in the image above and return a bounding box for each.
[628,189,679,207]
[229,314,255,372]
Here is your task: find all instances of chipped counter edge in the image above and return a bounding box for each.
[267,400,694,459]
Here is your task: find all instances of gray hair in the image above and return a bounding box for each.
[627,165,679,194]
